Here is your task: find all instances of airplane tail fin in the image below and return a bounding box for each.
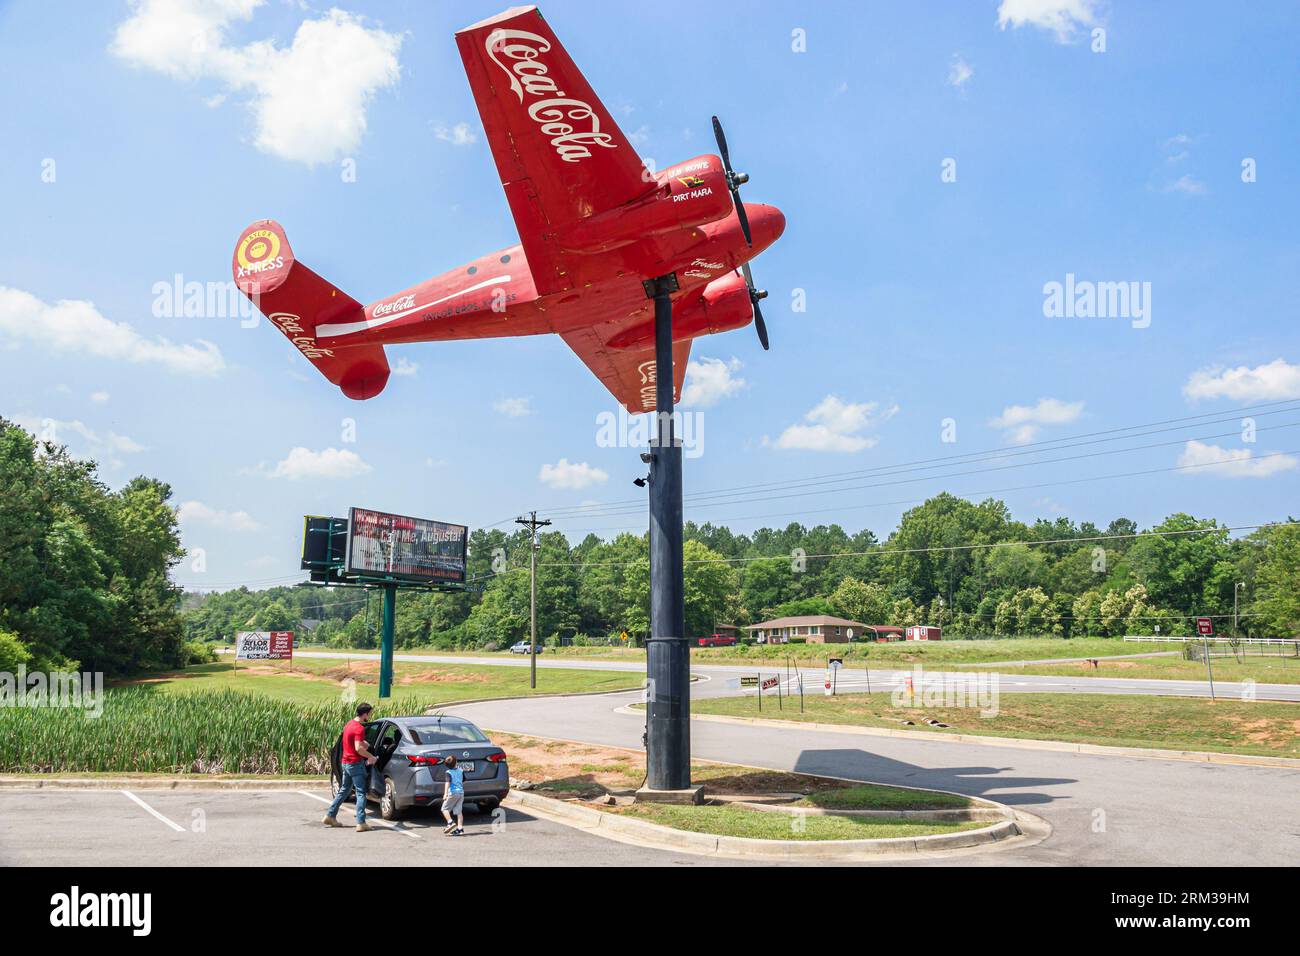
[233,219,390,400]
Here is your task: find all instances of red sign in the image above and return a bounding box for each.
[761,676,779,691]
[1196,617,1214,636]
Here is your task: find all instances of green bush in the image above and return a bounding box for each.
[0,629,33,673]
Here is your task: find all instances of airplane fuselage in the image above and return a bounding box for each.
[313,153,784,353]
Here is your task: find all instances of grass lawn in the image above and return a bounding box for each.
[613,804,985,841]
[955,654,1300,685]
[689,692,1300,759]
[493,731,980,841]
[124,659,642,707]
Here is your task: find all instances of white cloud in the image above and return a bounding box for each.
[989,397,1084,444]
[1166,173,1206,195]
[0,285,224,376]
[947,54,974,88]
[769,396,899,453]
[178,500,260,532]
[628,125,650,146]
[493,397,534,418]
[11,414,145,466]
[1177,440,1298,479]
[682,357,746,408]
[111,1,402,166]
[1184,359,1300,402]
[266,447,372,480]
[539,458,608,490]
[433,122,477,146]
[390,357,418,377]
[90,391,110,404]
[997,0,1100,42]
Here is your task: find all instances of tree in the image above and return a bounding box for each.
[683,540,738,637]
[828,578,893,624]
[1252,523,1300,636]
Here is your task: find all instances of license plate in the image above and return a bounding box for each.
[459,762,475,772]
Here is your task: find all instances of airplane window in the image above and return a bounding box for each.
[500,254,510,264]
[467,266,478,275]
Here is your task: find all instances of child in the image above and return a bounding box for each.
[441,755,465,835]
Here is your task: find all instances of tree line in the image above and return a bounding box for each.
[184,493,1300,652]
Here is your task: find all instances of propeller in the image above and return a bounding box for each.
[741,261,769,351]
[712,115,752,246]
[713,116,769,349]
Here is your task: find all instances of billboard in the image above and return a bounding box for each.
[236,631,294,660]
[301,515,348,582]
[344,507,468,583]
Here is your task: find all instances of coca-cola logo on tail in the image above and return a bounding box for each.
[485,28,617,164]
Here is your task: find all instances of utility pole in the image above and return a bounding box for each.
[515,512,550,689]
[1234,582,1245,637]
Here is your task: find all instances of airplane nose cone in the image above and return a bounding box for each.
[745,203,786,249]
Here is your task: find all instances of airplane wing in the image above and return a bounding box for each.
[559,325,691,415]
[455,6,654,296]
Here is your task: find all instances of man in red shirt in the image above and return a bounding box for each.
[323,703,377,831]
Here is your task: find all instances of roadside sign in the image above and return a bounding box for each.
[1197,617,1214,636]
[761,676,779,690]
[829,658,843,670]
[235,631,293,661]
[740,675,759,687]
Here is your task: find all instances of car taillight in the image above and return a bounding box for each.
[408,754,444,766]
[487,752,507,763]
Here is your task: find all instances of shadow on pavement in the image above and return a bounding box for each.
[790,748,1074,807]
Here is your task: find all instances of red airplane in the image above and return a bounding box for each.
[233,5,785,413]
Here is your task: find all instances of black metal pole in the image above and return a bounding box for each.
[644,273,689,792]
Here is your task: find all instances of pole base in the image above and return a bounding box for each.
[634,785,706,806]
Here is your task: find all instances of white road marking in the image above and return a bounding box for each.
[121,790,185,832]
[295,790,421,838]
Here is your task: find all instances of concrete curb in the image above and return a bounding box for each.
[624,707,1300,769]
[0,775,325,790]
[505,788,1023,861]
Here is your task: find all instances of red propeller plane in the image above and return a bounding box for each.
[232,5,784,413]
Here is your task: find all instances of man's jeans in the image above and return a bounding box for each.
[327,761,369,824]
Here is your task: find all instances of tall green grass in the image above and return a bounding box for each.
[0,688,425,775]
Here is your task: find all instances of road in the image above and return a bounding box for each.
[451,688,1300,866]
[275,649,1300,702]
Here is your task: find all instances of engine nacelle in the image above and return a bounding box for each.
[558,154,734,253]
[608,271,753,351]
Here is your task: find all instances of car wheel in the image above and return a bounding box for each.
[380,776,402,820]
[330,771,352,803]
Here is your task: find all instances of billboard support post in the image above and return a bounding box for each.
[379,584,396,699]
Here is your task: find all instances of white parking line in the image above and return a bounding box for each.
[121,790,185,832]
[295,790,421,839]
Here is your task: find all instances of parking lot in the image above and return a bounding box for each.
[0,787,710,867]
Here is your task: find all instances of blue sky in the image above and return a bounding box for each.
[2,0,1297,591]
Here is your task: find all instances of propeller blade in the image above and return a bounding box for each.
[740,263,770,350]
[753,301,770,351]
[733,195,753,246]
[711,115,731,169]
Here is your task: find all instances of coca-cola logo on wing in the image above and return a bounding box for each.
[484,28,617,164]
[270,312,333,360]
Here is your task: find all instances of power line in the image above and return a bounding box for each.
[540,399,1300,518]
[540,419,1300,521]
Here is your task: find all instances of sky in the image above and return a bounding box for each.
[1,0,1298,592]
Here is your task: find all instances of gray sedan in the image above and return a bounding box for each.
[329,714,510,820]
